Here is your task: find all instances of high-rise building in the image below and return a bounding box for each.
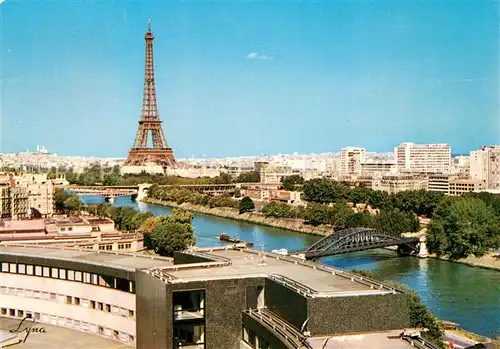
[470,145,500,189]
[340,147,366,175]
[394,143,451,174]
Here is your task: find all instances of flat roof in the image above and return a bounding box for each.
[0,245,173,271]
[0,317,131,349]
[160,248,397,296]
[308,331,414,348]
[0,220,45,232]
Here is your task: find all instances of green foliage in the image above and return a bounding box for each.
[281,175,305,191]
[350,269,445,347]
[345,212,373,228]
[150,218,196,257]
[304,203,352,228]
[82,204,152,232]
[427,197,500,259]
[148,186,238,210]
[54,188,83,214]
[234,171,260,183]
[303,178,348,203]
[172,208,193,224]
[261,201,297,218]
[372,209,420,235]
[239,196,255,214]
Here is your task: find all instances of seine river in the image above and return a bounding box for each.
[82,196,500,337]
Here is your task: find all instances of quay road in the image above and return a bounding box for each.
[81,195,500,338]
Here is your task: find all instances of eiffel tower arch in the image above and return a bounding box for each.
[122,21,176,175]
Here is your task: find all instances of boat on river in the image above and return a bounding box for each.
[219,233,254,247]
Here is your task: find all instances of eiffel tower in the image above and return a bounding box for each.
[124,20,176,169]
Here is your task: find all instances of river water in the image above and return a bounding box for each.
[82,196,500,337]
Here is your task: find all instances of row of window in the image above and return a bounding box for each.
[1,262,135,293]
[0,286,134,319]
[1,307,135,345]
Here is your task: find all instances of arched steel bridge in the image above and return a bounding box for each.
[294,228,420,260]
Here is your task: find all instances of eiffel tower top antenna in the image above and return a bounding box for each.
[148,17,151,32]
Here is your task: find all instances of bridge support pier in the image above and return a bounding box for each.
[137,183,152,201]
[105,197,115,204]
[417,235,428,258]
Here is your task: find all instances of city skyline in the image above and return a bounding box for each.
[1,1,498,158]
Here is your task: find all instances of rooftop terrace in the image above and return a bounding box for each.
[153,247,400,297]
[0,245,173,271]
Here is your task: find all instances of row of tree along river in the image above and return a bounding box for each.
[82,195,500,338]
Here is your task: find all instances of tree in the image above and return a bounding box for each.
[151,220,196,256]
[282,175,304,191]
[63,196,83,214]
[235,171,260,183]
[172,208,193,224]
[303,178,348,203]
[239,196,255,214]
[427,197,500,259]
[345,212,373,228]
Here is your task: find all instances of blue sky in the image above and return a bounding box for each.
[0,0,498,158]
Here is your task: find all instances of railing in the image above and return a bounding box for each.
[245,308,312,349]
[401,335,442,349]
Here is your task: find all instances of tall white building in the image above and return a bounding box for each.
[470,145,500,189]
[394,143,451,174]
[340,147,366,175]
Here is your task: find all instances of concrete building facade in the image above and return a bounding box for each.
[470,146,500,189]
[395,143,451,174]
[0,245,423,349]
[340,147,366,175]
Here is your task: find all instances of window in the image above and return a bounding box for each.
[51,268,58,278]
[75,271,82,282]
[26,265,34,275]
[105,304,111,313]
[74,297,80,306]
[91,274,98,285]
[35,266,42,276]
[59,269,66,280]
[83,272,91,284]
[128,310,134,318]
[98,302,103,311]
[173,290,205,321]
[90,301,96,309]
[18,264,26,274]
[173,325,205,348]
[68,227,73,231]
[9,263,17,273]
[106,245,112,251]
[67,270,75,281]
[66,296,72,304]
[2,263,8,272]
[43,267,50,277]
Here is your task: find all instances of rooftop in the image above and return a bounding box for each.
[308,331,414,348]
[0,245,173,271]
[155,247,399,297]
[0,317,130,349]
[0,220,45,232]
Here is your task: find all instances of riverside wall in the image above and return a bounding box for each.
[142,198,332,236]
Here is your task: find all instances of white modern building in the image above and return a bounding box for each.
[470,145,500,189]
[340,147,366,175]
[394,143,451,174]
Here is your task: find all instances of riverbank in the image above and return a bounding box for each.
[143,197,500,272]
[429,252,500,272]
[143,198,332,236]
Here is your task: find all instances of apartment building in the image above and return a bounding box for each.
[427,174,453,193]
[0,183,30,219]
[448,179,486,196]
[361,160,397,176]
[374,175,428,194]
[395,143,451,174]
[258,163,299,184]
[340,147,366,175]
[470,145,500,189]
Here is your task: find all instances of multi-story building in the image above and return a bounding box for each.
[470,145,500,189]
[0,216,143,251]
[448,179,486,196]
[427,174,453,193]
[0,244,428,348]
[258,163,299,184]
[394,143,451,174]
[340,147,366,175]
[375,175,428,194]
[361,160,397,176]
[0,183,30,219]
